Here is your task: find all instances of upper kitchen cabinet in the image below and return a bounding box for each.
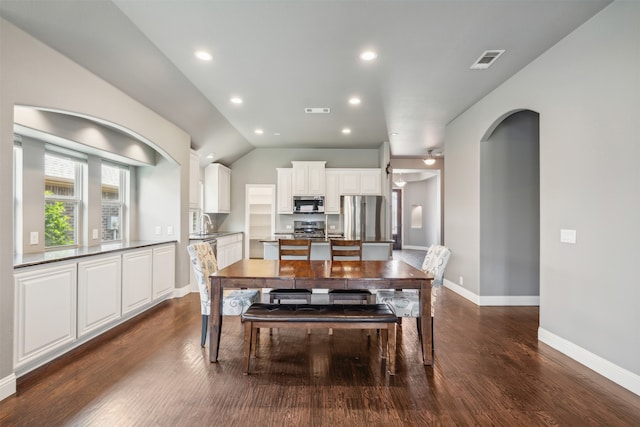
[339,168,382,196]
[276,168,293,214]
[324,170,341,214]
[204,163,231,213]
[189,150,200,209]
[292,161,326,196]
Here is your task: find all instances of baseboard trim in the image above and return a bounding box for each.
[0,373,17,401]
[173,285,191,298]
[443,279,539,306]
[538,327,640,397]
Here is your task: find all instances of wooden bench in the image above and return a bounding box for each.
[241,303,398,374]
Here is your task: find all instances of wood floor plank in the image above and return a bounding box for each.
[1,287,639,426]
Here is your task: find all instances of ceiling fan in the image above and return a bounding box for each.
[423,149,443,166]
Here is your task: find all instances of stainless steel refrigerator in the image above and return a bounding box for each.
[341,195,385,241]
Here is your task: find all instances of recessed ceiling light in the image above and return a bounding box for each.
[390,132,398,136]
[274,133,281,136]
[230,97,243,104]
[342,128,351,134]
[194,50,212,61]
[206,152,215,159]
[254,129,264,135]
[348,97,361,105]
[360,50,377,61]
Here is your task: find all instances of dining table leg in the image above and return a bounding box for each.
[209,277,223,362]
[420,279,433,365]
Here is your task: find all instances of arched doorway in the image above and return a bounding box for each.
[479,110,540,301]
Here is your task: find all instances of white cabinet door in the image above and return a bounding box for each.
[204,163,231,213]
[291,161,326,195]
[325,170,340,214]
[189,150,200,209]
[78,255,122,337]
[340,170,361,194]
[122,249,153,315]
[153,244,175,301]
[276,168,293,213]
[14,263,77,368]
[360,169,382,195]
[216,233,243,269]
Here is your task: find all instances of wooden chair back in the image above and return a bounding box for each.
[278,239,311,260]
[330,239,362,261]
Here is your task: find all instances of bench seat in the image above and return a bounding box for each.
[241,303,398,374]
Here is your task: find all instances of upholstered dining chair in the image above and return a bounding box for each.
[187,242,260,347]
[376,245,451,350]
[269,239,313,303]
[328,239,371,304]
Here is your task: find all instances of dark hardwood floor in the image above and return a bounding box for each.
[2,281,640,426]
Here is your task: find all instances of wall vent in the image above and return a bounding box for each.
[470,50,505,70]
[305,107,330,114]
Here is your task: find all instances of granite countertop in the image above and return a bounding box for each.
[14,240,177,269]
[188,231,243,240]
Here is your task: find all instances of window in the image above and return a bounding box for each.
[101,163,129,242]
[44,153,83,248]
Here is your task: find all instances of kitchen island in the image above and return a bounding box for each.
[261,237,392,260]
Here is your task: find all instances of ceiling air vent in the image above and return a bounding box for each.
[470,50,505,70]
[305,107,330,114]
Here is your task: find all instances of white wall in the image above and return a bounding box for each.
[0,19,191,399]
[402,178,439,249]
[444,1,640,393]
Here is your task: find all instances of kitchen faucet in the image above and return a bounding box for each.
[199,213,212,234]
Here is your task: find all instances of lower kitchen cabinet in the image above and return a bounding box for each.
[216,233,243,269]
[78,255,122,337]
[122,248,153,315]
[14,263,77,369]
[153,244,175,300]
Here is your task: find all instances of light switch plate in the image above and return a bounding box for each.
[285,224,292,229]
[155,226,162,235]
[560,229,577,244]
[329,225,336,230]
[92,229,99,239]
[167,226,173,235]
[30,231,38,245]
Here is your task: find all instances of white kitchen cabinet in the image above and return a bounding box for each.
[339,169,361,194]
[277,168,293,214]
[216,233,243,270]
[246,185,275,258]
[14,263,77,369]
[189,150,201,209]
[77,255,122,338]
[325,170,341,214]
[122,249,153,315]
[204,163,231,213]
[339,168,382,196]
[292,161,326,196]
[360,169,382,195]
[152,244,175,300]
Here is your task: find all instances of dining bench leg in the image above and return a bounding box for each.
[388,323,396,374]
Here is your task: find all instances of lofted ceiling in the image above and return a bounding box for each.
[1,0,611,166]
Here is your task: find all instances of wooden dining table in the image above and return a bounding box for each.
[209,259,433,366]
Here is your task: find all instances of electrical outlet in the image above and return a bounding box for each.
[285,224,292,229]
[459,276,464,285]
[92,229,99,239]
[167,226,173,235]
[329,225,336,230]
[30,231,39,245]
[560,229,577,244]
[155,226,162,235]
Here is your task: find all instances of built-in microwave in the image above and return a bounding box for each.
[293,196,324,214]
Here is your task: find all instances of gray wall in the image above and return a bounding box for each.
[480,110,539,297]
[403,177,439,248]
[444,1,640,390]
[0,20,191,395]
